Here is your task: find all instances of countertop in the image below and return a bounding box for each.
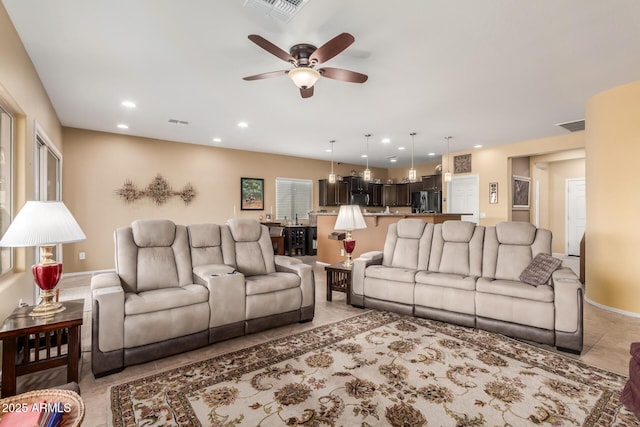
[314,212,467,217]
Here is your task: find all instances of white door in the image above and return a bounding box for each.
[448,175,480,223]
[566,178,586,256]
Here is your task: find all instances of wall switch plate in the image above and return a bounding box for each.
[79,252,86,260]
[340,248,345,256]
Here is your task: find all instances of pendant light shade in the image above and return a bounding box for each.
[328,140,336,184]
[363,133,372,181]
[409,132,417,182]
[444,136,453,183]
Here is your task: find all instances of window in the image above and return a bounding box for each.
[275,177,312,222]
[0,105,13,276]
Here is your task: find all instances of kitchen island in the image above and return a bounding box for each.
[316,212,465,265]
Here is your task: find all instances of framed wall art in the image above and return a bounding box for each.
[454,154,472,174]
[489,182,498,204]
[512,175,531,209]
[241,177,264,210]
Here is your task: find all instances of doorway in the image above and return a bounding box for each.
[566,178,586,256]
[448,175,479,223]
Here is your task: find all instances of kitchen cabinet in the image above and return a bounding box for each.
[395,183,411,206]
[318,179,349,206]
[409,181,423,194]
[367,183,383,206]
[382,184,396,207]
[422,174,443,191]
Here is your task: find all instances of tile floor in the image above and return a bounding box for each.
[12,257,640,426]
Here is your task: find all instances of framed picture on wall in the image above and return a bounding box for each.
[512,175,531,209]
[241,177,264,210]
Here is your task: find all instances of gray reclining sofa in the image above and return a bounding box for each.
[91,218,315,377]
[352,219,584,353]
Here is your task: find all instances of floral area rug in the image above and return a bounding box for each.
[110,311,637,426]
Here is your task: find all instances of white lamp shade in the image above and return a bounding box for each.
[334,205,367,231]
[289,67,320,89]
[0,201,86,247]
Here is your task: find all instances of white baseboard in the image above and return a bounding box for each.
[585,296,640,319]
[62,269,114,277]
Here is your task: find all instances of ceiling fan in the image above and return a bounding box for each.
[242,32,368,98]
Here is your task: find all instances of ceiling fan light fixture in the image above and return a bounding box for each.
[289,67,320,89]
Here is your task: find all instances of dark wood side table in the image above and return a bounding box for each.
[0,299,84,397]
[325,263,352,305]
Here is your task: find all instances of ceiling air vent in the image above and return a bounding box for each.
[168,119,189,126]
[555,119,585,132]
[244,0,309,23]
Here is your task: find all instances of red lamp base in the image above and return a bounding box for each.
[31,263,65,317]
[343,238,356,267]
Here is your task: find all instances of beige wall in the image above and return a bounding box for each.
[61,127,385,272]
[531,150,585,253]
[387,160,441,183]
[442,133,585,227]
[0,3,63,320]
[586,81,640,315]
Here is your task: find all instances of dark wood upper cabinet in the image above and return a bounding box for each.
[319,179,349,206]
[395,183,411,206]
[382,184,396,207]
[422,174,443,191]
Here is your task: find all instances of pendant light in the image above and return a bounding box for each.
[363,133,372,181]
[409,132,417,182]
[328,140,336,184]
[444,136,452,183]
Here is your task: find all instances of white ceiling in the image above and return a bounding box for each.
[3,0,640,168]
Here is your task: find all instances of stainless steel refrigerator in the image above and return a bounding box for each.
[411,190,442,213]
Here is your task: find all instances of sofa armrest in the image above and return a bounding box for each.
[91,273,125,353]
[552,267,584,333]
[275,257,315,309]
[352,251,384,296]
[90,271,120,291]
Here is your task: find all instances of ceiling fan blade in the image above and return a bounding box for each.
[248,34,296,64]
[318,67,368,83]
[243,70,289,81]
[309,33,355,64]
[300,86,314,98]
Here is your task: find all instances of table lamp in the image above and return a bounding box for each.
[0,201,86,317]
[334,205,367,267]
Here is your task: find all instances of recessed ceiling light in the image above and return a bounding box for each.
[212,137,222,143]
[428,152,436,156]
[117,124,129,129]
[398,147,406,150]
[381,138,391,144]
[237,121,248,128]
[361,154,368,158]
[474,144,483,148]
[390,158,397,163]
[121,101,136,108]
[325,148,332,153]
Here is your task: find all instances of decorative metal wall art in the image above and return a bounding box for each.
[116,174,196,205]
[454,154,472,174]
